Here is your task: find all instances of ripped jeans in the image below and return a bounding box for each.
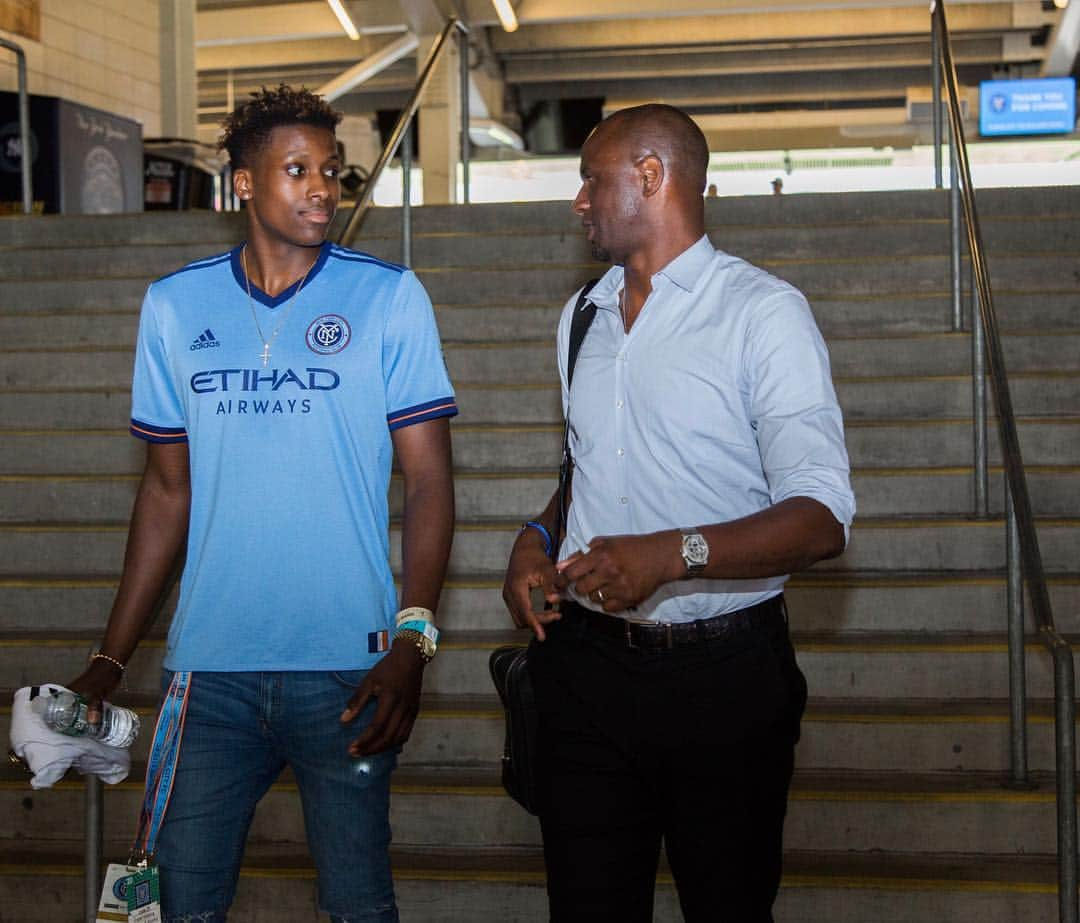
[154,670,399,922]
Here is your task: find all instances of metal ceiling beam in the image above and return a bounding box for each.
[504,36,1007,83]
[513,0,1039,25]
[490,4,1051,53]
[516,63,994,108]
[317,31,421,99]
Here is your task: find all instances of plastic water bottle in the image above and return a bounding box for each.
[31,688,140,749]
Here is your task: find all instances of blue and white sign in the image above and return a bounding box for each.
[979,77,1076,137]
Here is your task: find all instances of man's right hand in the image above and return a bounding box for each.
[66,660,125,724]
[503,531,564,641]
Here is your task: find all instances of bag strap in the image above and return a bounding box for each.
[551,279,599,564]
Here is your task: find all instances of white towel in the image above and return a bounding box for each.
[9,684,131,790]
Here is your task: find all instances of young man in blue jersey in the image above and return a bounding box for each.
[66,85,456,921]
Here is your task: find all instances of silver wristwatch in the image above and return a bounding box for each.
[680,528,709,578]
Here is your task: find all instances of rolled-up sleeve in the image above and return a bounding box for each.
[745,290,856,540]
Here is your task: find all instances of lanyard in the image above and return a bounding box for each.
[130,671,191,864]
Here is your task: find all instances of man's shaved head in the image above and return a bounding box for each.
[594,104,710,195]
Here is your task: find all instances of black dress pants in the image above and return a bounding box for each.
[528,602,807,923]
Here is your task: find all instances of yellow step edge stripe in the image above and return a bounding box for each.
[3,776,1068,803]
[0,864,1055,894]
[780,875,1056,895]
[788,790,1054,805]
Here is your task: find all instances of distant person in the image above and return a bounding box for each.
[772,176,784,195]
[706,182,718,197]
[503,103,854,921]
[65,85,456,922]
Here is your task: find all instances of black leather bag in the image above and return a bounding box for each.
[488,642,540,814]
[488,279,598,815]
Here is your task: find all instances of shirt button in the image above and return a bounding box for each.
[619,496,628,504]
[617,448,625,457]
[616,400,624,409]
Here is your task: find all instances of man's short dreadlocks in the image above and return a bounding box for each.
[219,84,342,169]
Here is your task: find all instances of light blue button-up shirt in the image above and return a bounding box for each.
[557,235,855,623]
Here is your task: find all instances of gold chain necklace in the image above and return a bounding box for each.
[241,245,316,368]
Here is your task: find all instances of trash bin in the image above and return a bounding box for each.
[143,138,227,210]
[0,91,143,214]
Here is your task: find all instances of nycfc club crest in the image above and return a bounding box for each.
[306,314,351,355]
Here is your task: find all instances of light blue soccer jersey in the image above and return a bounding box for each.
[130,241,457,671]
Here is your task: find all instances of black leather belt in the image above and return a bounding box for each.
[559,595,786,652]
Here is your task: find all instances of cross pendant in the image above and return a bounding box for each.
[260,344,271,367]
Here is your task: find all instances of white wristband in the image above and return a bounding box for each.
[395,606,435,627]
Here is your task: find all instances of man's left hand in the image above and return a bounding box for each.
[557,531,682,612]
[341,643,425,756]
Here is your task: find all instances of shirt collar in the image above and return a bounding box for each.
[656,234,714,292]
[582,234,714,313]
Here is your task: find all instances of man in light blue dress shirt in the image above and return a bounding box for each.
[503,104,855,921]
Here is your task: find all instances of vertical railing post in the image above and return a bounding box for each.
[949,137,962,331]
[1005,484,1028,785]
[972,266,988,518]
[1053,643,1078,923]
[459,25,470,204]
[0,37,34,214]
[85,776,103,922]
[931,9,943,189]
[401,119,413,268]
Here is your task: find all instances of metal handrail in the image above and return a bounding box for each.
[0,36,33,214]
[337,17,470,256]
[931,4,1077,921]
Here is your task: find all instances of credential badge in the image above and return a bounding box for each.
[306,314,351,355]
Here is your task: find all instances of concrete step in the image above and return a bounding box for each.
[0,185,1073,248]
[4,292,1080,353]
[450,374,1080,424]
[0,842,1064,923]
[0,629,1074,701]
[409,253,1080,307]
[7,332,1080,391]
[20,370,1070,431]
[4,418,1079,477]
[1,250,1076,315]
[3,690,1073,776]
[9,209,1075,285]
[2,571,1079,637]
[0,763,1070,858]
[1,516,1077,576]
[3,465,1079,524]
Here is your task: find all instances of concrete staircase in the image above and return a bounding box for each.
[1,187,1079,922]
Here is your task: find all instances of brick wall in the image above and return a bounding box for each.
[0,0,161,135]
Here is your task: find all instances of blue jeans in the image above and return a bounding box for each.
[154,670,399,923]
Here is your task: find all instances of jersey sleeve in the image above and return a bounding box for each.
[383,270,458,431]
[129,286,188,444]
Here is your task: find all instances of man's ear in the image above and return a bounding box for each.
[637,154,664,198]
[234,168,252,201]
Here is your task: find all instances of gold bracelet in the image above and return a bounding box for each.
[90,652,126,673]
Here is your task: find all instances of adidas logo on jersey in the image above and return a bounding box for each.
[190,328,221,351]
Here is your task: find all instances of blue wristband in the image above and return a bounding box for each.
[521,520,553,556]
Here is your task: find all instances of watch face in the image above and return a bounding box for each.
[683,532,709,566]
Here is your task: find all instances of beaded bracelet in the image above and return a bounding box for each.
[90,651,128,690]
[91,652,126,673]
[521,520,553,557]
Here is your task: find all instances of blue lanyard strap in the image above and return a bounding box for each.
[131,671,191,863]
